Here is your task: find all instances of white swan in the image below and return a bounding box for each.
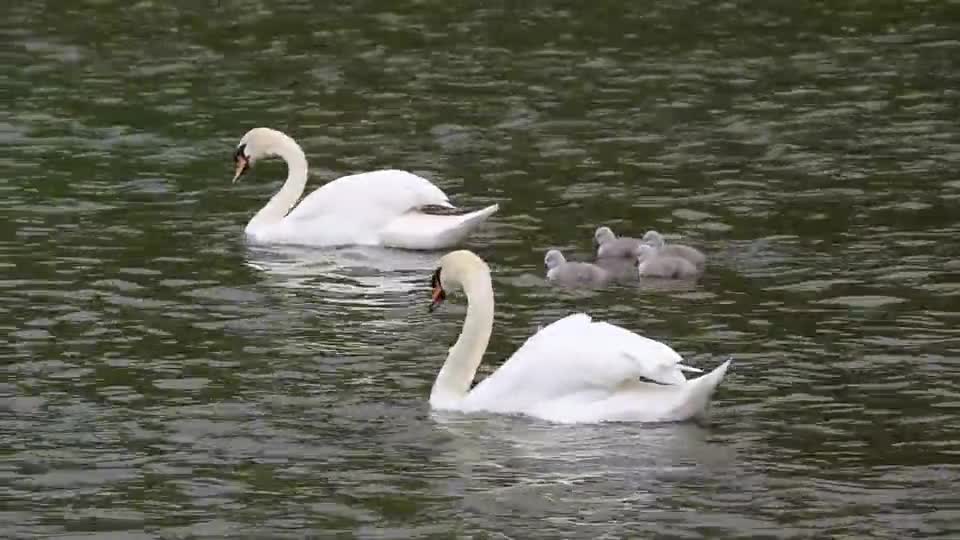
[231,128,499,249]
[427,250,732,423]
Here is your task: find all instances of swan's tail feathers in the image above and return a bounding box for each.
[685,358,732,421]
[379,204,499,250]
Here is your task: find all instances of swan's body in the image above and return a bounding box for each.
[636,245,701,279]
[595,226,643,259]
[643,230,706,271]
[428,250,731,423]
[232,128,498,249]
[544,249,611,287]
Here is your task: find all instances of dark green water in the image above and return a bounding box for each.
[2,1,959,538]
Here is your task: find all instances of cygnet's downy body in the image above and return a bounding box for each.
[594,226,644,259]
[545,249,611,287]
[593,255,641,284]
[636,245,700,279]
[642,230,706,271]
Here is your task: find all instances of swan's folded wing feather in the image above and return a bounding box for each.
[586,321,689,385]
[378,204,499,250]
[285,169,451,225]
[464,313,693,411]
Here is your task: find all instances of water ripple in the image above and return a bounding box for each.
[2,0,959,538]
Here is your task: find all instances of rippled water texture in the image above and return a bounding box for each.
[2,0,960,538]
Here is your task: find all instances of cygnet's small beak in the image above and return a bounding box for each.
[232,155,250,183]
[428,285,447,313]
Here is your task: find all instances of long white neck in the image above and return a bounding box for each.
[430,269,495,408]
[246,136,309,232]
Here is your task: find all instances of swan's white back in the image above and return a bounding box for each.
[527,361,730,423]
[456,313,727,422]
[286,170,448,224]
[249,170,449,245]
[378,205,500,250]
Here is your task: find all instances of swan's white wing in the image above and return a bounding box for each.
[526,359,731,424]
[275,169,495,248]
[286,169,451,224]
[463,313,699,412]
[378,204,499,250]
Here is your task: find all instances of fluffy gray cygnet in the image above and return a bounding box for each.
[636,244,700,279]
[642,230,706,271]
[594,226,644,259]
[593,255,641,283]
[544,249,611,286]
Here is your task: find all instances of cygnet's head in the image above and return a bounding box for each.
[637,244,657,261]
[594,226,616,246]
[544,249,566,271]
[642,230,665,248]
[232,127,295,183]
[428,250,490,312]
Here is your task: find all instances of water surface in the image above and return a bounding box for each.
[2,1,959,538]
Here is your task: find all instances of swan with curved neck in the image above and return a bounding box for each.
[427,250,732,423]
[231,128,499,249]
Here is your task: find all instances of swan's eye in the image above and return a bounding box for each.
[234,144,247,161]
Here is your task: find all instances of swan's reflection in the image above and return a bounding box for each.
[429,412,735,485]
[242,244,441,351]
[417,413,738,522]
[244,243,439,296]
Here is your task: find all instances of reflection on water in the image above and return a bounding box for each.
[2,0,960,537]
[430,415,740,537]
[244,244,441,358]
[432,412,724,467]
[246,244,438,294]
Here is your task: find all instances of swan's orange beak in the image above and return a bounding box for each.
[232,155,250,183]
[429,285,446,313]
[428,267,446,312]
